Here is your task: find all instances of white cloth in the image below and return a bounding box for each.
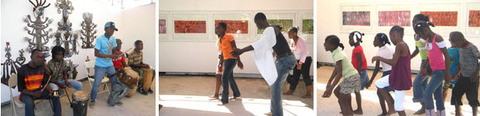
[375,46,393,71]
[251,27,277,86]
[374,75,406,111]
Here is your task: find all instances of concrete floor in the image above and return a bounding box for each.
[317,66,480,116]
[2,80,155,116]
[159,75,314,116]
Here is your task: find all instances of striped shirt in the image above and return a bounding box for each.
[18,63,47,92]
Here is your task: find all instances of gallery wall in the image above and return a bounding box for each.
[317,0,480,71]
[158,0,314,76]
[1,0,155,103]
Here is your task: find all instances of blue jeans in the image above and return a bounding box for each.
[49,79,83,91]
[22,90,62,116]
[91,66,117,103]
[359,69,369,90]
[271,55,296,116]
[221,59,240,103]
[425,70,445,110]
[413,60,430,102]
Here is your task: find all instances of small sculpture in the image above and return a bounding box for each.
[1,42,26,85]
[55,0,74,31]
[80,12,97,48]
[24,0,53,52]
[52,0,79,57]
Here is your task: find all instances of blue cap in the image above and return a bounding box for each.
[104,21,118,31]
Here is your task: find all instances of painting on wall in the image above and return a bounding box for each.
[214,20,249,34]
[420,11,458,26]
[258,19,293,34]
[174,20,207,33]
[378,11,410,26]
[159,19,166,34]
[342,11,370,26]
[302,19,314,34]
[469,10,480,27]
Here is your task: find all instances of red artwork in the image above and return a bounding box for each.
[159,19,166,34]
[420,11,458,26]
[174,20,206,33]
[215,20,249,34]
[378,11,410,26]
[469,10,480,27]
[342,11,370,26]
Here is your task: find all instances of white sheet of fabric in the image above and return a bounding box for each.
[251,27,277,86]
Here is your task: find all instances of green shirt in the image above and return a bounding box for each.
[332,48,358,78]
[416,40,428,60]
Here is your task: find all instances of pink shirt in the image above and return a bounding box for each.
[293,37,309,63]
[426,34,446,71]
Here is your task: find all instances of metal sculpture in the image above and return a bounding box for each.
[24,0,53,52]
[80,12,97,48]
[1,42,26,85]
[53,0,79,57]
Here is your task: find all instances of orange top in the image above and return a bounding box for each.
[219,34,237,60]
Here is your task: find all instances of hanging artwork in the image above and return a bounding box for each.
[302,19,314,34]
[258,19,293,34]
[174,20,206,33]
[378,11,410,26]
[159,19,166,34]
[469,10,480,27]
[24,0,53,52]
[80,12,97,48]
[53,0,79,57]
[214,20,248,34]
[420,11,458,26]
[1,42,26,85]
[342,11,370,26]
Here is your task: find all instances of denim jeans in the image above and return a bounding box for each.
[22,90,62,116]
[91,66,117,103]
[49,79,83,91]
[271,55,296,116]
[221,59,240,103]
[425,70,445,110]
[359,69,369,90]
[413,60,429,102]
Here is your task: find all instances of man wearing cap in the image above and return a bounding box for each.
[90,21,121,108]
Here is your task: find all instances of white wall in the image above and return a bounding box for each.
[1,0,155,103]
[317,0,480,71]
[158,0,314,75]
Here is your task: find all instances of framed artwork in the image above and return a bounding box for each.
[174,20,206,33]
[302,19,314,34]
[378,11,410,26]
[419,11,458,26]
[214,20,248,34]
[171,13,209,40]
[466,3,480,35]
[342,11,370,26]
[159,19,166,34]
[258,19,294,34]
[469,10,480,27]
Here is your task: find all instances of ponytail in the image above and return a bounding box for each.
[375,33,391,46]
[349,31,364,43]
[325,35,345,50]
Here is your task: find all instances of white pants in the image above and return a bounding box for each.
[375,75,406,111]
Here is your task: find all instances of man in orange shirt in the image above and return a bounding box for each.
[217,22,243,105]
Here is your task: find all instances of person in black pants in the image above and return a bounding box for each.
[284,26,313,98]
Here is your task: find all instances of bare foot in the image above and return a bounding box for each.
[209,95,219,99]
[353,109,363,114]
[217,101,227,106]
[377,113,387,116]
[414,108,425,115]
[283,90,294,95]
[386,110,396,115]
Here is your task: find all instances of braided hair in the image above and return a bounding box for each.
[375,33,391,46]
[349,31,364,43]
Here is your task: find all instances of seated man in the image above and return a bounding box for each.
[129,40,154,95]
[47,46,83,91]
[18,49,61,116]
[113,39,127,70]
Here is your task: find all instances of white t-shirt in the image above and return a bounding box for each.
[375,46,393,71]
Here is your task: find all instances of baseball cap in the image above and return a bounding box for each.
[105,21,118,31]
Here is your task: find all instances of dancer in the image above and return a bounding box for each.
[372,26,412,116]
[348,31,368,114]
[411,14,431,115]
[284,26,313,98]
